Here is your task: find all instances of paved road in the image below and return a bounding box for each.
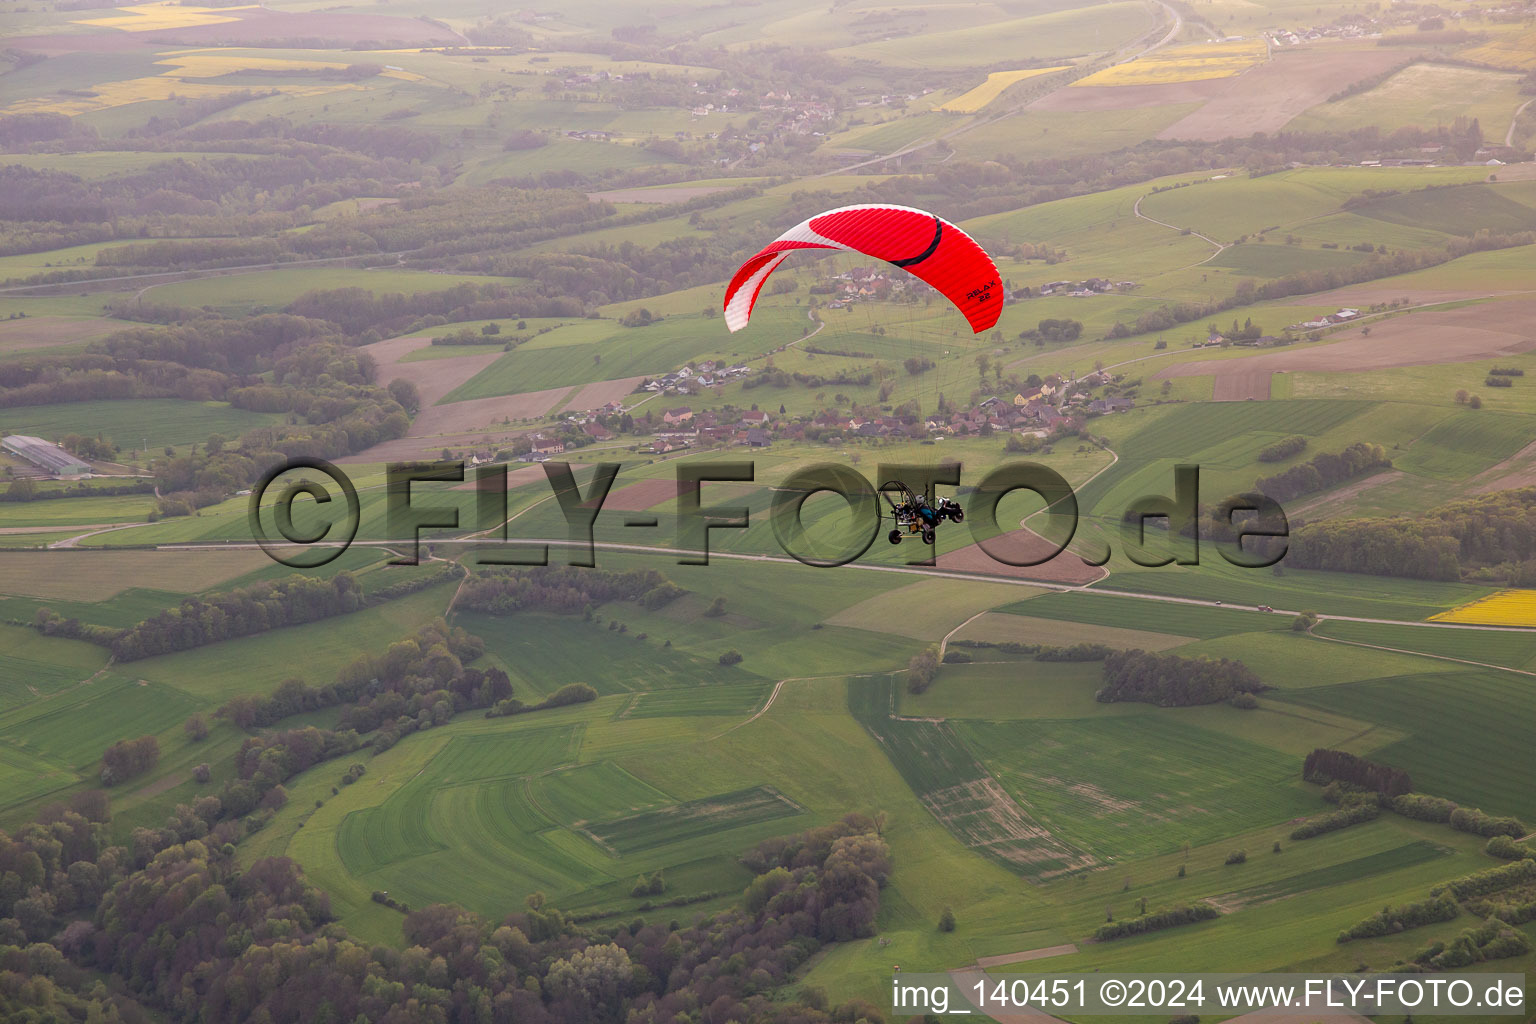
[139,533,1536,634]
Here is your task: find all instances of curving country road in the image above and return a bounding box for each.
[1133,190,1228,266]
[1510,98,1534,148]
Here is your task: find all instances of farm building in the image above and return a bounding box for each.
[2,435,91,478]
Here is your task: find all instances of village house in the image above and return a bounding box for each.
[1089,397,1135,415]
[663,406,694,425]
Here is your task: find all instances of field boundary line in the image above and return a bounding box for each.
[707,674,857,739]
[141,534,1536,632]
[1305,624,1536,677]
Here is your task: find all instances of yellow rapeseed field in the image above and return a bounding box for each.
[937,67,1070,112]
[75,3,256,32]
[1430,590,1536,627]
[4,76,355,117]
[1462,29,1536,71]
[1071,40,1267,88]
[0,50,423,117]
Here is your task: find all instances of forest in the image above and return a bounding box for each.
[1286,485,1536,581]
[0,794,891,1024]
[1095,649,1264,706]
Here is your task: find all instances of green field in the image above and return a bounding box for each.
[964,714,1321,859]
[1281,670,1536,821]
[0,399,282,449]
[0,623,108,702]
[828,2,1155,67]
[9,6,1536,1014]
[620,682,772,718]
[1353,183,1536,237]
[462,611,763,698]
[441,309,805,400]
[143,268,514,314]
[1287,63,1528,138]
[584,785,802,854]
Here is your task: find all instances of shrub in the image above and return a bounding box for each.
[1450,806,1526,838]
[1291,801,1380,840]
[938,907,956,932]
[1257,435,1308,462]
[1224,850,1247,865]
[1391,792,1457,822]
[1484,835,1534,861]
[1434,859,1536,902]
[719,650,743,666]
[907,646,939,694]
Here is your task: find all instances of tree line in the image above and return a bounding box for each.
[1099,227,1536,343]
[457,565,686,617]
[219,619,493,738]
[1255,442,1391,503]
[47,565,461,661]
[1094,904,1218,942]
[1337,894,1459,942]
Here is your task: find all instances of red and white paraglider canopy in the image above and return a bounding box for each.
[723,204,1002,334]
